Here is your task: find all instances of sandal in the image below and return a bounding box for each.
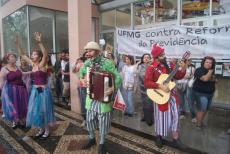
[40,132,49,140]
[35,129,45,138]
[12,122,18,129]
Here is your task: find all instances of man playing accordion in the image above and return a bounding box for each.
[80,41,121,154]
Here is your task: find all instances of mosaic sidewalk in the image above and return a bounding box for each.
[0,106,205,154]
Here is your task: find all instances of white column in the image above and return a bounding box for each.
[68,0,92,113]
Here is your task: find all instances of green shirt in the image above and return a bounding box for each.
[80,56,121,113]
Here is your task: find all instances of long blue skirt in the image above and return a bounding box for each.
[26,85,56,128]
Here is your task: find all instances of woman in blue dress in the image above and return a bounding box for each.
[15,32,56,139]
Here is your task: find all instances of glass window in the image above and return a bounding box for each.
[2,6,28,55]
[102,32,114,51]
[29,7,54,53]
[213,16,230,26]
[116,5,131,27]
[156,0,177,22]
[1,0,9,6]
[134,0,154,25]
[182,0,210,19]
[212,0,230,15]
[101,10,116,30]
[56,12,68,52]
[95,0,113,4]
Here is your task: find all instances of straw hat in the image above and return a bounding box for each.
[84,41,101,51]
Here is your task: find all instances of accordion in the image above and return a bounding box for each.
[87,67,114,103]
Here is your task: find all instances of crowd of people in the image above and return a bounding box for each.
[0,33,229,153]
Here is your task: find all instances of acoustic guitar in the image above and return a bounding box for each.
[146,51,191,105]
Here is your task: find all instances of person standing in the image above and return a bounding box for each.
[80,41,121,154]
[54,51,65,102]
[72,52,88,127]
[62,51,70,106]
[121,55,138,117]
[137,53,153,125]
[144,44,187,149]
[20,56,32,92]
[16,32,56,139]
[0,53,28,129]
[192,56,216,128]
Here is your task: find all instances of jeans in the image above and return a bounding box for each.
[178,89,187,114]
[187,87,196,118]
[193,91,213,112]
[78,87,87,120]
[55,77,63,98]
[123,89,134,114]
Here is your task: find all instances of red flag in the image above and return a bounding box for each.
[113,89,126,111]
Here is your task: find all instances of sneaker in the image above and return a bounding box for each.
[155,136,163,148]
[81,138,96,149]
[191,118,197,123]
[98,144,106,154]
[172,139,186,150]
[179,115,186,120]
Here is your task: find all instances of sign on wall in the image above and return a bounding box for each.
[116,24,230,59]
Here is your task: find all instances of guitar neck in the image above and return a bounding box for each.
[164,63,180,83]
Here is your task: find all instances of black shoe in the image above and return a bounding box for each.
[146,122,153,126]
[18,124,26,129]
[81,138,96,149]
[127,113,133,117]
[155,136,163,148]
[172,139,186,150]
[12,124,18,129]
[140,118,145,122]
[98,144,106,154]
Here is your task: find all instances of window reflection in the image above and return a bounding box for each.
[182,0,210,19]
[212,0,230,15]
[155,0,177,22]
[135,1,154,25]
[56,12,69,52]
[29,7,54,53]
[116,5,131,27]
[134,0,177,25]
[101,10,116,30]
[3,6,28,55]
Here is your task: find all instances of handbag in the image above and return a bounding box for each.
[188,77,196,88]
[177,81,187,92]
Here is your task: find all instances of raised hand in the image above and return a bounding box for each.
[34,32,42,43]
[14,33,19,45]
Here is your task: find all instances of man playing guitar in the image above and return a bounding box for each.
[144,44,188,149]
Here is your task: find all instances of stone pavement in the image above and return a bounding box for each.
[0,106,206,154]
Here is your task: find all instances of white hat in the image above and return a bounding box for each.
[84,41,101,51]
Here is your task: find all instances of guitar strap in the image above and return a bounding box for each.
[150,62,170,74]
[162,62,171,74]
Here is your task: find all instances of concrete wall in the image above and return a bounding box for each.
[26,0,67,12]
[68,0,92,113]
